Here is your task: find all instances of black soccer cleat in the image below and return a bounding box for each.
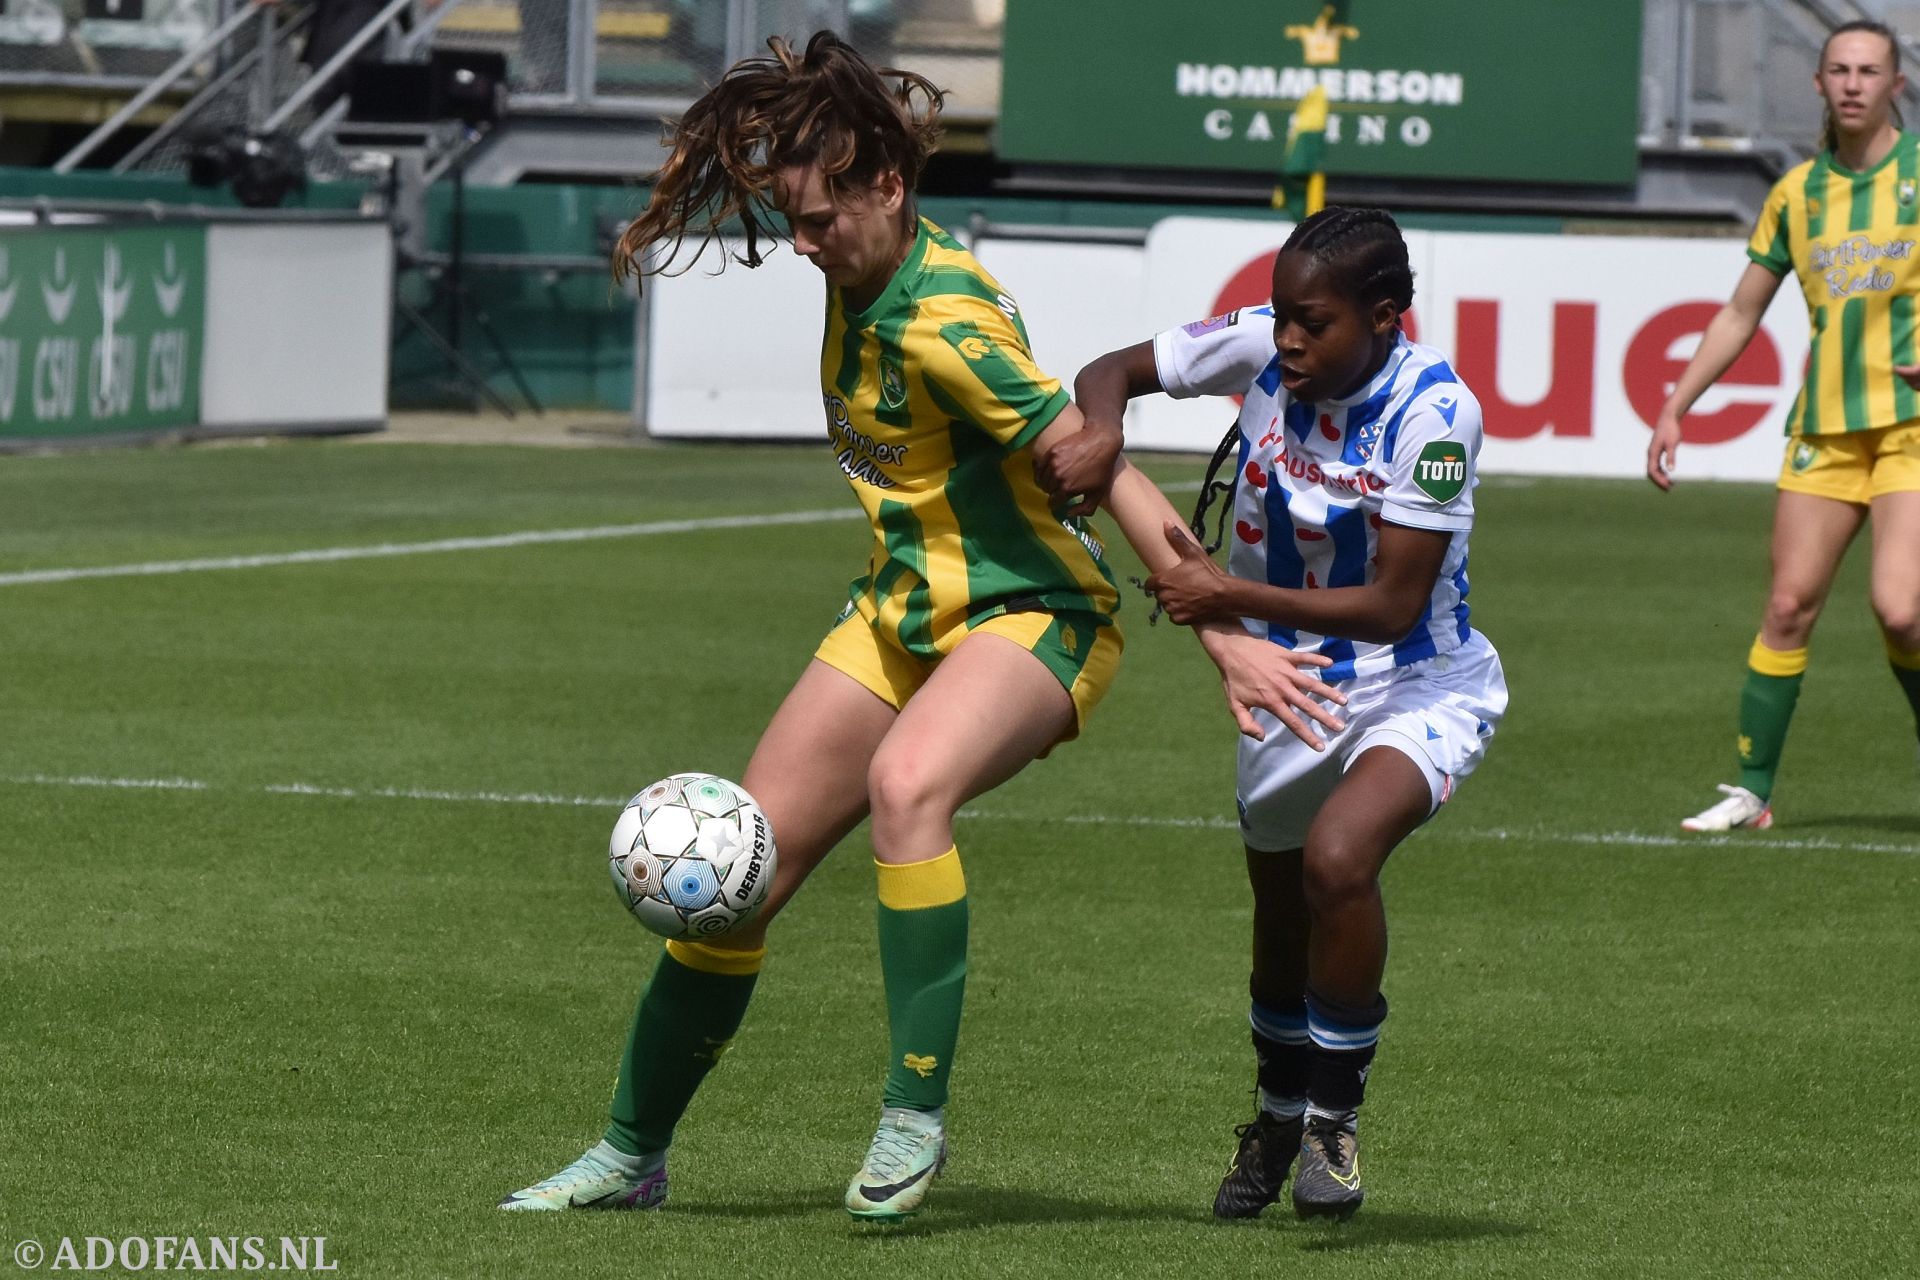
[1291,1114,1364,1221]
[1213,1111,1305,1219]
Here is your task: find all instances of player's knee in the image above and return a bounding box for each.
[866,750,953,829]
[1871,593,1920,650]
[1299,839,1377,916]
[1761,589,1821,644]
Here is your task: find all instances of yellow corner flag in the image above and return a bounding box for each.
[1273,86,1329,216]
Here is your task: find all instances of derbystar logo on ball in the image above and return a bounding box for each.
[609,774,778,939]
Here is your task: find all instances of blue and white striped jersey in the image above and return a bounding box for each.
[1152,309,1483,682]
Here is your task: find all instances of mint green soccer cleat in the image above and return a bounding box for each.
[844,1107,947,1222]
[497,1140,668,1211]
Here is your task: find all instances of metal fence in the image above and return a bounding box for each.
[3,0,1006,180]
[0,0,221,87]
[409,0,1001,116]
[1640,0,1920,169]
[0,0,999,117]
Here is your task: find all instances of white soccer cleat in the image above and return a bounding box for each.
[845,1107,947,1222]
[498,1141,667,1211]
[1680,784,1774,832]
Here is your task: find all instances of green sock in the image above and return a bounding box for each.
[1737,637,1807,801]
[604,939,763,1157]
[875,848,969,1112]
[1889,641,1920,744]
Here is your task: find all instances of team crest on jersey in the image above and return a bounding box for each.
[880,355,907,409]
[1808,196,1824,219]
[1413,440,1467,502]
[1902,180,1918,208]
[1789,440,1818,473]
[1352,416,1384,461]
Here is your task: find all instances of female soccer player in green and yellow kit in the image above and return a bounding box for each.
[1648,20,1920,831]
[498,32,1345,1222]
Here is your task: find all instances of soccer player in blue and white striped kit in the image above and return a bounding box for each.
[1056,206,1509,1221]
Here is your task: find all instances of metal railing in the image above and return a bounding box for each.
[46,0,437,177]
[111,5,315,172]
[53,1,280,172]
[367,0,1002,118]
[1641,0,1920,170]
[22,0,1004,178]
[0,0,220,88]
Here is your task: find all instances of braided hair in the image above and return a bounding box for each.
[1818,20,1904,154]
[1187,206,1415,553]
[612,32,943,284]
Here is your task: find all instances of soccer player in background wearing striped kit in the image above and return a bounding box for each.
[498,32,1344,1222]
[1647,20,1920,832]
[1055,207,1508,1221]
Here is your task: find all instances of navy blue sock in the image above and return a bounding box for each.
[1250,997,1309,1119]
[1304,988,1388,1124]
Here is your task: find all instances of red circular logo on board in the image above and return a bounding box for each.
[1209,251,1281,321]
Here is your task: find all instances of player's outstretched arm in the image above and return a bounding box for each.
[1031,408,1348,749]
[1648,262,1784,490]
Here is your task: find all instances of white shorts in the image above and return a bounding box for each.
[1237,629,1508,853]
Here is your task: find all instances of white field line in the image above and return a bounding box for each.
[1420,826,1920,857]
[1,772,210,791]
[264,781,620,807]
[3,771,1913,856]
[0,481,1209,590]
[0,508,864,588]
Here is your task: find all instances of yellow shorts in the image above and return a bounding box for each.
[1777,424,1920,503]
[814,607,1123,744]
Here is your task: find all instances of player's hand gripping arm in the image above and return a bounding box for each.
[1032,408,1348,749]
[1647,262,1785,490]
[1032,343,1158,516]
[1145,519,1452,645]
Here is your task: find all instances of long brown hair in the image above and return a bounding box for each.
[1819,20,1904,153]
[612,31,943,284]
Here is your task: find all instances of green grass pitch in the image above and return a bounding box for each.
[0,439,1915,1278]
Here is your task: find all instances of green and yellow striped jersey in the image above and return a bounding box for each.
[1748,130,1920,435]
[821,218,1118,654]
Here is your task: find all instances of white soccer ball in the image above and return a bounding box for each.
[608,773,775,939]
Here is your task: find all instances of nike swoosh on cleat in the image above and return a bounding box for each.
[567,1188,626,1208]
[1328,1157,1362,1190]
[856,1162,936,1203]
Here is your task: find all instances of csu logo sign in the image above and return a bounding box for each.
[0,226,202,438]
